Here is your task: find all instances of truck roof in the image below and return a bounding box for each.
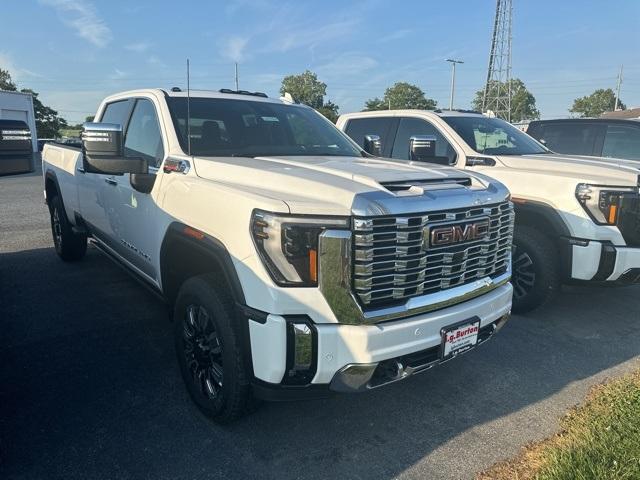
[102,88,286,105]
[339,109,486,120]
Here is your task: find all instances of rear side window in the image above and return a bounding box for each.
[392,117,457,165]
[602,124,640,160]
[538,123,604,156]
[344,117,397,157]
[100,100,131,126]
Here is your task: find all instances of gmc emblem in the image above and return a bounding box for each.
[427,219,490,247]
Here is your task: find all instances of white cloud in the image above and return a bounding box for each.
[39,0,112,47]
[317,52,378,78]
[125,42,151,53]
[261,19,359,54]
[0,52,41,84]
[147,56,167,68]
[108,68,126,80]
[377,29,413,43]
[220,36,250,63]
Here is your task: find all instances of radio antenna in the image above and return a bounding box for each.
[186,58,192,157]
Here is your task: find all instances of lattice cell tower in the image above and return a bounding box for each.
[482,0,513,121]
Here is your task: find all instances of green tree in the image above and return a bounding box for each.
[0,68,17,91]
[364,82,436,111]
[21,88,68,138]
[472,78,540,122]
[279,70,340,122]
[570,88,625,117]
[0,68,68,137]
[85,115,95,123]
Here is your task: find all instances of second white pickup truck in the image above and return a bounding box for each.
[338,110,640,312]
[42,89,513,422]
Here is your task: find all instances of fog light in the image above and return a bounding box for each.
[292,323,312,370]
[283,320,317,385]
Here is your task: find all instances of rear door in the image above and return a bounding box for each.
[105,97,165,282]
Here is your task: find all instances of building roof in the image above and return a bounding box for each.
[601,107,640,119]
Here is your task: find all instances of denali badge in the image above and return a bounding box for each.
[427,218,490,247]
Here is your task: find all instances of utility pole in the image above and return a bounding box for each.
[446,59,464,110]
[234,62,239,91]
[614,64,623,111]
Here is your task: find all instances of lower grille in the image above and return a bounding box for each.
[352,201,514,308]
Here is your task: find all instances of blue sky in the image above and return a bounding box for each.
[1,0,639,124]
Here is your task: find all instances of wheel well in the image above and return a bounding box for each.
[160,227,245,306]
[513,203,570,278]
[45,175,59,207]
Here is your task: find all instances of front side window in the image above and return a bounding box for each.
[391,117,457,165]
[602,124,640,160]
[443,116,548,156]
[100,100,131,126]
[539,123,604,156]
[124,99,164,167]
[166,97,362,158]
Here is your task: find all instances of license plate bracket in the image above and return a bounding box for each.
[440,317,481,361]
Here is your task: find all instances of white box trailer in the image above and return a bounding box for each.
[0,90,37,174]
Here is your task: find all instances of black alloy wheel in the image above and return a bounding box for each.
[182,304,224,401]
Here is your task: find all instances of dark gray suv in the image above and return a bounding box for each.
[527,118,640,161]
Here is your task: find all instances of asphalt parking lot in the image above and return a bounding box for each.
[1,164,639,480]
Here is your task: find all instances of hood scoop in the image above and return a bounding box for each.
[380,177,472,196]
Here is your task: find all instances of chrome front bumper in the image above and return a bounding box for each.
[329,313,511,392]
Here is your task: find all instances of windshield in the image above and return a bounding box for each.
[442,116,548,155]
[166,97,362,158]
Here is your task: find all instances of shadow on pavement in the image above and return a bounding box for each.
[1,245,639,479]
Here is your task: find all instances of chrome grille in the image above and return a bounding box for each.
[352,201,514,308]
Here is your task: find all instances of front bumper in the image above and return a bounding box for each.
[568,239,640,283]
[247,282,512,399]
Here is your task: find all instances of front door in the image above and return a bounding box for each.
[78,99,133,242]
[106,98,165,283]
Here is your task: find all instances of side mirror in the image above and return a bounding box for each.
[81,122,147,175]
[363,134,382,156]
[409,135,437,161]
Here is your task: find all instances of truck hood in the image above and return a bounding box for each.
[496,153,640,186]
[192,155,492,215]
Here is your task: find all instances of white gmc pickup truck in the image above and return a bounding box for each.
[42,89,513,422]
[338,110,640,312]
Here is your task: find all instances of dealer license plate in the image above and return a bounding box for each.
[441,318,481,361]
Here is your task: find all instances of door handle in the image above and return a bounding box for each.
[104,178,118,186]
[76,167,85,174]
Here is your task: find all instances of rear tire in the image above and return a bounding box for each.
[173,274,253,423]
[49,194,87,262]
[511,226,560,313]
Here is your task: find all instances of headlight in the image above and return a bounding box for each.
[251,210,349,286]
[576,183,638,225]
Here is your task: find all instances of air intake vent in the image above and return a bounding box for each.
[381,178,471,192]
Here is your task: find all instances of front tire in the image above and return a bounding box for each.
[511,226,560,313]
[49,194,87,262]
[173,274,253,423]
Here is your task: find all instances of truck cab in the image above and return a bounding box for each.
[42,90,514,422]
[338,110,640,312]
